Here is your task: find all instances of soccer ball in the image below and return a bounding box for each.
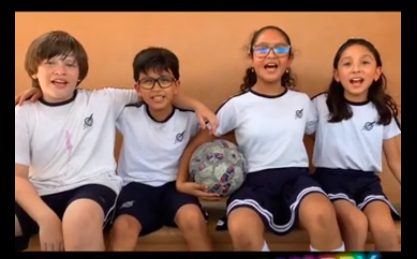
[189,139,247,197]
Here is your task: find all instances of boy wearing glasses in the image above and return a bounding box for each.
[107,47,213,251]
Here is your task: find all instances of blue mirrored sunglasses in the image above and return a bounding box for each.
[253,46,291,55]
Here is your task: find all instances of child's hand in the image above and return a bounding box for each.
[15,88,43,106]
[177,182,220,201]
[194,105,219,136]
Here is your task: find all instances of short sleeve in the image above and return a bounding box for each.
[383,115,401,140]
[305,97,319,135]
[101,88,140,118]
[15,107,31,166]
[189,112,201,138]
[214,98,238,137]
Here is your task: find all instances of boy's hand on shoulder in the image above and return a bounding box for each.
[194,104,218,136]
[177,182,220,201]
[15,88,43,106]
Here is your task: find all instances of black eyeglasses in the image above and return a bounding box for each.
[137,77,177,90]
[252,46,291,57]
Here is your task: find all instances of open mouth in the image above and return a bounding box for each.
[151,95,165,102]
[264,63,278,71]
[51,79,68,88]
[349,78,364,87]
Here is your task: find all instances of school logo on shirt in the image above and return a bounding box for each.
[175,130,186,144]
[120,200,134,210]
[295,109,303,119]
[363,121,376,131]
[84,114,94,129]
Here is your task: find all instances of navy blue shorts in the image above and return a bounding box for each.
[15,184,117,251]
[216,167,327,235]
[112,181,208,236]
[314,168,400,220]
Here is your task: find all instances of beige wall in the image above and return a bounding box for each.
[15,12,401,202]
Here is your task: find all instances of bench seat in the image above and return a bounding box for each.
[27,201,401,251]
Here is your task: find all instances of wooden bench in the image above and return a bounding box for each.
[26,201,401,251]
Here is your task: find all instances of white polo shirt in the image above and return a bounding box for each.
[311,93,401,172]
[215,89,318,173]
[15,88,138,196]
[116,103,200,187]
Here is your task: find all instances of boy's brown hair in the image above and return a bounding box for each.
[24,30,89,88]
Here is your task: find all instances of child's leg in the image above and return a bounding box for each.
[363,201,400,251]
[293,175,344,251]
[357,176,401,251]
[61,184,117,251]
[333,200,368,251]
[15,189,88,251]
[108,215,142,251]
[108,183,162,251]
[225,186,268,251]
[227,207,266,251]
[164,183,212,251]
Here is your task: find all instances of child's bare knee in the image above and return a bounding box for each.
[63,199,104,231]
[111,215,141,239]
[175,205,206,232]
[352,215,369,234]
[228,208,264,250]
[62,199,105,249]
[107,215,141,251]
[344,211,368,234]
[228,214,252,238]
[300,195,338,232]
